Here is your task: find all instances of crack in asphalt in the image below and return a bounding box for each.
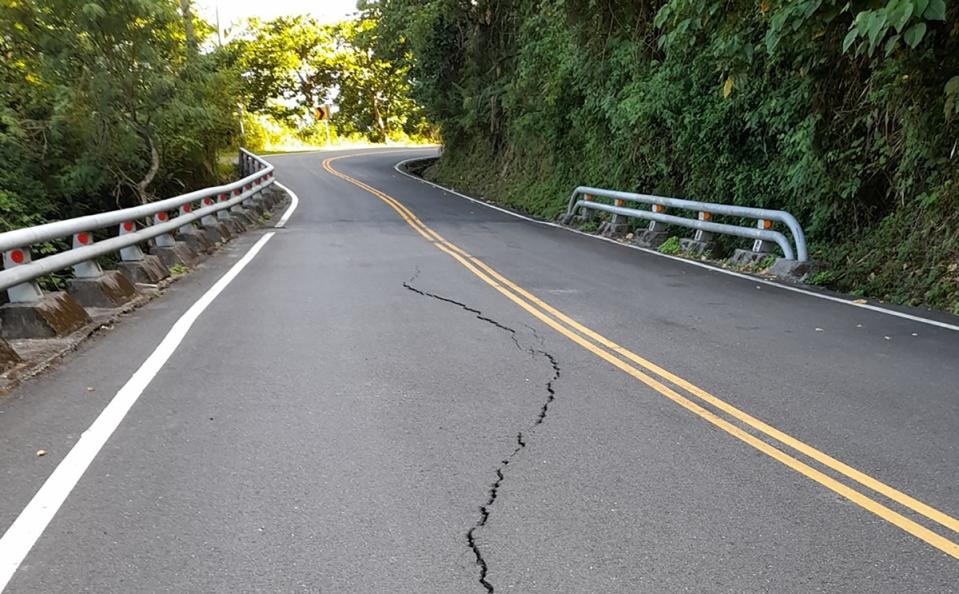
[403,269,561,593]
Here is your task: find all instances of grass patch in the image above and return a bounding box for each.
[658,236,681,255]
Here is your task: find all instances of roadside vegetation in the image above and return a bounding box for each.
[0,0,431,233]
[372,0,959,311]
[226,14,435,151]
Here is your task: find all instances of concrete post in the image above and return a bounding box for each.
[604,198,630,237]
[150,212,198,268]
[66,231,138,308]
[679,212,716,257]
[117,221,170,285]
[175,203,212,254]
[243,180,261,216]
[693,212,714,243]
[730,218,777,268]
[648,204,665,233]
[231,186,256,226]
[200,197,231,243]
[153,212,177,248]
[217,192,246,233]
[576,194,594,224]
[118,221,145,262]
[752,219,774,254]
[634,204,669,248]
[0,247,91,338]
[71,232,102,279]
[3,249,44,303]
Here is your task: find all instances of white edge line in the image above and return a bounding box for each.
[392,156,959,334]
[0,231,277,591]
[272,181,299,228]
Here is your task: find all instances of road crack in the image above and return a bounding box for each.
[404,269,561,593]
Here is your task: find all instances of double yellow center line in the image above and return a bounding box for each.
[322,153,959,560]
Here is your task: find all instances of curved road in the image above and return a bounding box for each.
[1,148,958,592]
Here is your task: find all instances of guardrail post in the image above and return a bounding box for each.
[118,221,145,262]
[679,212,716,257]
[259,173,278,209]
[66,232,139,308]
[200,196,231,243]
[243,180,263,218]
[2,249,43,304]
[152,212,176,248]
[576,194,594,224]
[218,192,247,233]
[71,232,103,279]
[729,219,779,268]
[175,203,213,255]
[602,199,630,238]
[150,212,198,268]
[117,221,170,286]
[0,247,91,339]
[634,204,670,248]
[752,219,774,254]
[231,187,256,226]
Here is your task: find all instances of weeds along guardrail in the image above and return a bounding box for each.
[0,148,279,344]
[562,186,808,263]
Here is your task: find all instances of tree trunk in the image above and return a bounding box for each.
[134,130,160,205]
[180,0,197,55]
[372,94,387,142]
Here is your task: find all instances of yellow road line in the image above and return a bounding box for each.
[321,154,959,560]
[325,155,959,536]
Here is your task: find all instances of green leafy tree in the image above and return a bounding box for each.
[371,0,959,309]
[0,0,241,230]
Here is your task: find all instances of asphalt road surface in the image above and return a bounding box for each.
[1,148,958,592]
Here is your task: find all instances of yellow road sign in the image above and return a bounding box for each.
[315,105,330,121]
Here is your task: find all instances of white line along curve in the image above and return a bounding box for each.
[0,232,277,591]
[393,156,959,334]
[273,181,299,229]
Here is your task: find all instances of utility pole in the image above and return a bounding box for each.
[215,1,222,47]
[237,103,245,142]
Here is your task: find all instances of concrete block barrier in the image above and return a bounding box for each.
[0,292,90,339]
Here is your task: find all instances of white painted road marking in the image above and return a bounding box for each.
[273,181,299,228]
[0,232,277,591]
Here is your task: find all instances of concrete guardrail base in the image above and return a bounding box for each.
[201,222,232,244]
[68,270,139,308]
[679,238,714,257]
[0,292,91,339]
[118,254,170,285]
[0,338,22,373]
[234,208,257,226]
[600,221,630,238]
[633,230,669,248]
[222,216,246,234]
[177,230,213,255]
[151,241,199,268]
[768,258,822,283]
[730,248,772,268]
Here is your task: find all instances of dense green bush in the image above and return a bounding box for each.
[0,0,242,230]
[375,0,959,310]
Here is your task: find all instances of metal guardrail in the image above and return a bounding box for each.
[0,148,275,301]
[565,186,808,262]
